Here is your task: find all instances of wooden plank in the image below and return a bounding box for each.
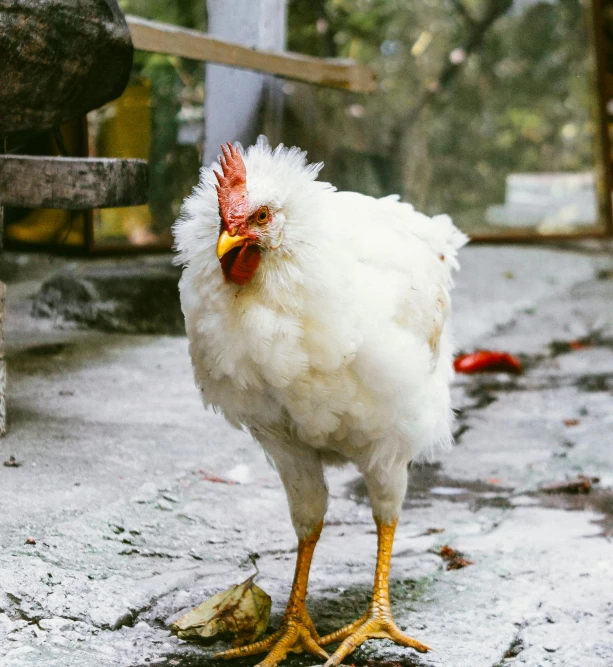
[126,15,376,93]
[0,156,148,209]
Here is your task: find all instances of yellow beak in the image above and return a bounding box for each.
[216,230,249,259]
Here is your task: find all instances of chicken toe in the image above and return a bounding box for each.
[215,608,328,667]
[320,610,429,667]
[320,518,431,665]
[216,522,327,667]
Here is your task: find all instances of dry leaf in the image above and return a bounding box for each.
[568,340,589,350]
[540,474,599,495]
[439,544,474,571]
[170,574,271,646]
[3,455,22,468]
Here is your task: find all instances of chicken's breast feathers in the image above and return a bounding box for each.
[175,142,467,469]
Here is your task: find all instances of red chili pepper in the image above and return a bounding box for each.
[454,350,522,374]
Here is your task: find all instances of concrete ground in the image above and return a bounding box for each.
[1,243,612,667]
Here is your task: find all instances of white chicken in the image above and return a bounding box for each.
[174,137,467,667]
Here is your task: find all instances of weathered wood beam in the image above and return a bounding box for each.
[0,156,148,209]
[126,15,376,93]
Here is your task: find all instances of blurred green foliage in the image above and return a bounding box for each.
[114,0,600,237]
[285,0,599,232]
[113,0,206,238]
[118,0,205,29]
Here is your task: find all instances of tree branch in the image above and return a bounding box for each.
[449,0,477,27]
[390,0,513,196]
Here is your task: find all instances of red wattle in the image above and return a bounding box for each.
[220,243,261,286]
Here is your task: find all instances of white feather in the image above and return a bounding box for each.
[174,137,467,533]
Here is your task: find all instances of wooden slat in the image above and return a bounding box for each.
[126,15,376,94]
[0,156,148,209]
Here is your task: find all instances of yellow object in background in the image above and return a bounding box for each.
[4,119,86,247]
[5,55,202,252]
[90,76,154,246]
[4,77,153,249]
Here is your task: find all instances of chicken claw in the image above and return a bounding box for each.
[320,518,431,666]
[216,607,328,667]
[215,522,328,667]
[320,610,429,667]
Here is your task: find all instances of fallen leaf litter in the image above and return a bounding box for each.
[540,474,599,495]
[170,572,271,646]
[439,545,474,571]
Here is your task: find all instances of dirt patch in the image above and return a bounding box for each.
[550,332,613,358]
[540,474,599,495]
[24,342,73,356]
[452,422,470,444]
[32,267,185,335]
[537,488,613,538]
[310,584,372,636]
[354,659,428,667]
[465,383,501,410]
[575,374,613,393]
[149,653,429,667]
[346,462,513,512]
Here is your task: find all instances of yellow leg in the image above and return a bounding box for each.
[215,522,328,667]
[320,518,431,666]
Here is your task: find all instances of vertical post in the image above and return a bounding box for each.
[203,0,287,166]
[0,203,5,436]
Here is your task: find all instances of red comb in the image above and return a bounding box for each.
[213,143,247,231]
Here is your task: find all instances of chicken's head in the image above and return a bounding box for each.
[214,142,284,286]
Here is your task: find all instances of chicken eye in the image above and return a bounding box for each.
[256,207,270,224]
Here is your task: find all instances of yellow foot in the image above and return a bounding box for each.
[215,610,329,667]
[320,609,430,667]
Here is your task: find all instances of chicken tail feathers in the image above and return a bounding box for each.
[376,196,469,271]
[409,212,468,270]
